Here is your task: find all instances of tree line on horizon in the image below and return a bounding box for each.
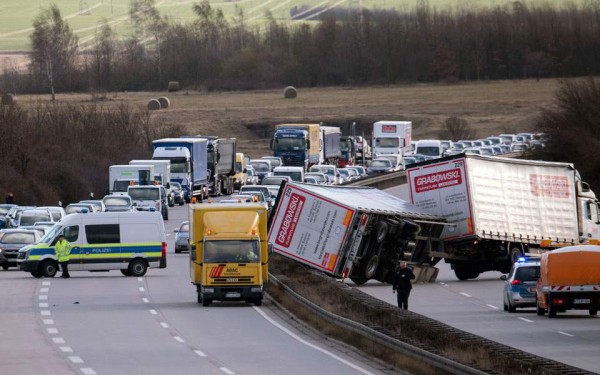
[1,0,600,94]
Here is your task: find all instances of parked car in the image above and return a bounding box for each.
[260,156,283,169]
[245,167,259,186]
[304,172,328,185]
[338,168,359,181]
[239,186,272,208]
[0,228,42,270]
[464,147,482,155]
[16,209,54,227]
[367,158,393,174]
[102,195,134,212]
[349,165,367,177]
[479,146,495,156]
[501,258,540,312]
[511,142,529,152]
[498,134,516,145]
[403,156,418,167]
[38,206,66,222]
[4,206,36,228]
[304,176,319,184]
[261,176,292,186]
[170,182,185,206]
[0,204,17,229]
[174,221,190,254]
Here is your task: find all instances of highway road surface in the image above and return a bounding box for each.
[0,203,399,375]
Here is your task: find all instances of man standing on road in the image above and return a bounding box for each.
[55,234,71,278]
[392,261,415,310]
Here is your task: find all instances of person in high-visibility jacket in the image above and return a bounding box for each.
[55,234,72,278]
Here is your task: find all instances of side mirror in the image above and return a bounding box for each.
[306,140,311,149]
[268,243,274,255]
[500,275,507,281]
[190,244,197,261]
[174,229,179,232]
[166,182,171,189]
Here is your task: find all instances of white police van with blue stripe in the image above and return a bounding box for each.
[19,212,167,278]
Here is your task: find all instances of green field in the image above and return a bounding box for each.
[0,0,584,51]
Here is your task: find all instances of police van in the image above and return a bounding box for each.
[18,212,167,278]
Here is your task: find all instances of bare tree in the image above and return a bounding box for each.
[30,4,78,101]
[438,116,477,141]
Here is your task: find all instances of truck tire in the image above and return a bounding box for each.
[197,294,202,304]
[350,277,368,286]
[536,300,545,316]
[40,260,58,278]
[254,299,262,307]
[364,254,379,279]
[30,271,42,278]
[454,266,471,281]
[121,269,132,276]
[509,246,522,264]
[548,302,557,318]
[202,298,211,307]
[374,222,388,244]
[590,308,598,316]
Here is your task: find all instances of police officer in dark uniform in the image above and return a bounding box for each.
[392,261,416,310]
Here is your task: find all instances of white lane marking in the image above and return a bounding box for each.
[486,304,499,310]
[40,288,49,293]
[60,346,73,353]
[174,336,185,343]
[139,287,145,292]
[42,281,51,286]
[558,331,574,337]
[518,317,533,323]
[138,277,143,282]
[47,328,59,334]
[43,319,54,325]
[69,356,84,364]
[194,350,207,357]
[142,297,150,303]
[160,322,169,328]
[39,303,49,308]
[460,292,472,298]
[39,295,48,300]
[220,368,235,375]
[41,310,51,316]
[81,368,97,375]
[52,337,66,344]
[149,309,158,315]
[254,307,375,375]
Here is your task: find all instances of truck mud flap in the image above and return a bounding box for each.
[411,265,439,283]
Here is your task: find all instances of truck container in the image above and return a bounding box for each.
[267,182,445,285]
[108,165,155,195]
[536,245,600,317]
[372,121,412,158]
[338,136,356,168]
[406,154,600,280]
[130,159,173,206]
[320,126,342,165]
[271,124,321,169]
[189,202,270,306]
[187,136,236,196]
[233,152,247,191]
[152,138,209,203]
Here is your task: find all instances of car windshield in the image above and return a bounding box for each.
[128,188,159,200]
[339,170,349,177]
[306,174,325,183]
[203,240,260,263]
[262,177,288,185]
[273,171,302,182]
[321,168,335,176]
[416,146,440,156]
[250,161,270,172]
[454,143,466,150]
[104,197,131,206]
[515,266,540,281]
[1,232,35,244]
[19,212,51,226]
[171,182,182,190]
[371,160,391,167]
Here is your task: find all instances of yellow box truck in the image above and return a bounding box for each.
[189,202,270,306]
[233,152,247,191]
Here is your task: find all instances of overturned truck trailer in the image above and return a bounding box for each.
[267,182,446,285]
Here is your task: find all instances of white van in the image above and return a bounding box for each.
[414,140,444,160]
[18,212,167,278]
[272,166,304,182]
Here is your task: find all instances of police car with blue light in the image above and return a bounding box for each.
[501,257,541,312]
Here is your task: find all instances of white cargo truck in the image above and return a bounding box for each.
[108,165,155,195]
[130,160,171,188]
[406,154,600,280]
[372,121,412,159]
[267,182,445,285]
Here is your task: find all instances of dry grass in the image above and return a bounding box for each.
[13,79,558,159]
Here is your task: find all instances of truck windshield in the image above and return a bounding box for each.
[113,180,131,193]
[155,157,188,173]
[274,171,302,182]
[274,138,305,152]
[203,240,260,263]
[375,138,399,147]
[128,188,159,200]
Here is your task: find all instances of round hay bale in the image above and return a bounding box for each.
[157,97,170,109]
[147,99,161,110]
[283,86,297,99]
[1,93,16,105]
[167,81,180,92]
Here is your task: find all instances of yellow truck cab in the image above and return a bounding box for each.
[233,152,247,191]
[189,202,270,306]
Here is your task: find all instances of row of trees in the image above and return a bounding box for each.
[0,103,180,205]
[2,1,600,94]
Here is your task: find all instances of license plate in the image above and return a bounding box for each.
[574,299,590,304]
[225,292,241,298]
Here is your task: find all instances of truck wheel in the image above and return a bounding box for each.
[202,298,211,307]
[350,277,368,286]
[364,254,379,279]
[536,302,546,316]
[374,222,388,244]
[197,294,202,304]
[254,299,262,307]
[2,264,9,270]
[40,260,58,278]
[30,271,42,278]
[509,246,522,264]
[454,267,471,281]
[590,308,598,316]
[548,303,557,318]
[128,259,148,277]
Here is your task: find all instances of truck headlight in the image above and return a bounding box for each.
[251,287,263,293]
[203,287,214,294]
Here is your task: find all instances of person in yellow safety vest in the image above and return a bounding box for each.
[55,234,72,278]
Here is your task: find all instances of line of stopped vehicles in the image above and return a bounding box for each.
[2,122,599,317]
